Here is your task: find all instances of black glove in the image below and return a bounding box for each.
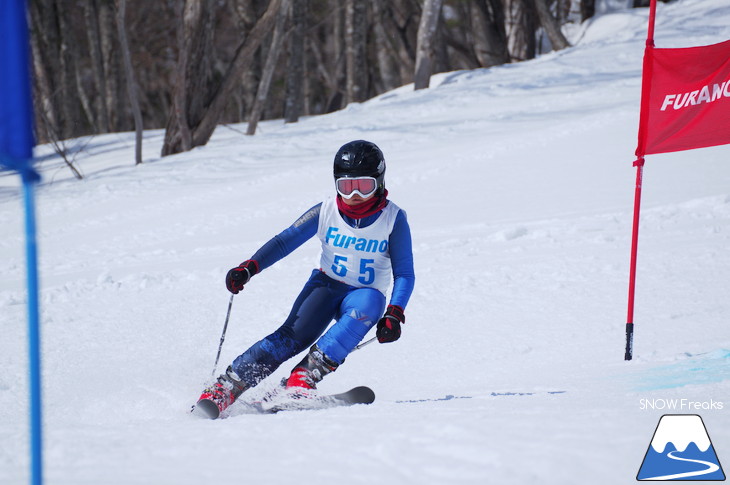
[376,305,405,343]
[225,260,259,294]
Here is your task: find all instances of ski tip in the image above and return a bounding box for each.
[192,399,221,420]
[348,386,376,405]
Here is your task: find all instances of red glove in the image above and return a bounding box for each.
[376,305,405,343]
[225,260,259,294]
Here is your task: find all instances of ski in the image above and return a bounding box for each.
[192,386,375,419]
[256,386,376,414]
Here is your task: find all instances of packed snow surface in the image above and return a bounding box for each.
[2,0,729,483]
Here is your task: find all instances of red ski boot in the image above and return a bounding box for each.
[283,367,319,400]
[195,366,247,419]
[283,345,339,397]
[285,366,317,388]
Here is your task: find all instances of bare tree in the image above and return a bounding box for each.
[372,0,402,92]
[98,0,127,132]
[161,0,282,156]
[327,0,346,111]
[472,0,510,67]
[308,36,339,110]
[505,0,537,61]
[345,0,368,103]
[581,0,596,22]
[162,0,214,155]
[284,0,306,123]
[28,0,58,143]
[386,0,419,83]
[57,2,87,137]
[116,0,144,164]
[532,0,570,51]
[84,0,110,133]
[29,0,87,139]
[414,0,443,90]
[247,0,289,135]
[29,0,582,159]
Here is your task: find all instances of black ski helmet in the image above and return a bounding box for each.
[333,140,386,195]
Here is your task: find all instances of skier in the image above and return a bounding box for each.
[196,140,415,417]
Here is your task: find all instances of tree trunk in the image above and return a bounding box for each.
[164,0,202,155]
[85,0,110,133]
[380,0,417,85]
[557,0,571,22]
[328,0,346,111]
[532,0,570,51]
[414,0,443,90]
[25,0,584,154]
[57,0,86,137]
[116,0,144,164]
[284,0,306,123]
[74,63,96,130]
[372,0,401,92]
[345,0,368,103]
[192,0,282,146]
[506,0,537,61]
[161,0,282,156]
[98,0,126,131]
[581,0,596,21]
[228,0,258,119]
[28,0,58,143]
[309,36,337,95]
[472,0,510,67]
[247,0,289,135]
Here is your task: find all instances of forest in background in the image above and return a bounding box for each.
[28,0,656,166]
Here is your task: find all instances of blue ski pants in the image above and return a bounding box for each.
[231,270,385,388]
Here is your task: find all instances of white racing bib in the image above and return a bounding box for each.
[318,197,401,295]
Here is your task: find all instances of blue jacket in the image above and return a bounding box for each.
[250,201,415,309]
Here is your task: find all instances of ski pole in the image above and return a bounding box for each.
[211,294,234,377]
[354,336,377,351]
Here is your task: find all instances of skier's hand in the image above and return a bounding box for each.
[225,260,259,294]
[376,305,405,343]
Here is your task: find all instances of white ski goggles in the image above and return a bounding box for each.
[335,176,378,199]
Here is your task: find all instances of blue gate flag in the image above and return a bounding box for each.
[1,1,44,485]
[0,0,36,174]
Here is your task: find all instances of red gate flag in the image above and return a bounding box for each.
[626,0,730,361]
[637,38,730,156]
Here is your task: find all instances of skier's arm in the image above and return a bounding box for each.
[376,210,415,343]
[389,210,415,309]
[250,203,321,271]
[225,204,320,294]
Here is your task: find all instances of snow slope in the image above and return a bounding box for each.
[2,0,730,483]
